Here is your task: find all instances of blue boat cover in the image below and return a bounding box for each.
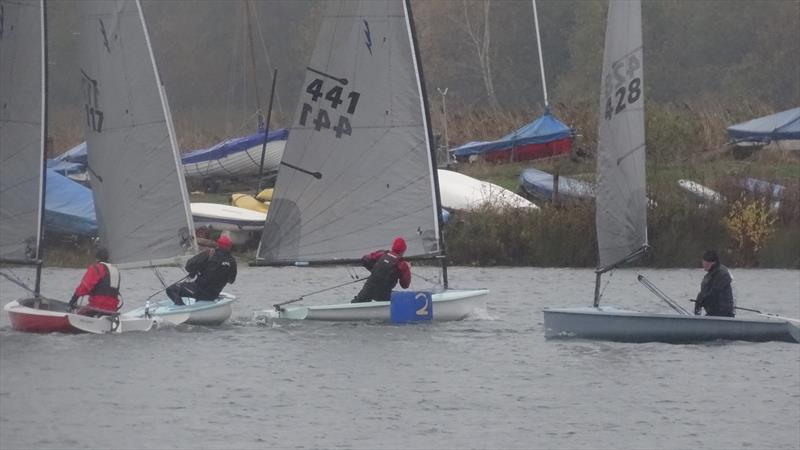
[45,169,97,236]
[727,107,800,142]
[182,128,288,164]
[451,112,573,158]
[519,167,595,201]
[47,141,87,174]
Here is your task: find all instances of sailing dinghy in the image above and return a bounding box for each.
[542,0,799,344]
[70,0,235,326]
[252,0,488,322]
[1,0,158,333]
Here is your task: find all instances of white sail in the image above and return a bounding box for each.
[257,0,441,263]
[77,0,196,266]
[596,0,647,269]
[0,0,45,263]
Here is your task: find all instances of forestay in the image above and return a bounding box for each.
[257,0,441,264]
[77,0,196,266]
[0,0,45,263]
[595,0,647,269]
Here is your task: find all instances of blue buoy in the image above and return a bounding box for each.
[390,291,433,323]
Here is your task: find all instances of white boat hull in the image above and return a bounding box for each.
[191,203,266,232]
[124,293,235,326]
[543,306,799,343]
[183,140,286,179]
[255,289,488,322]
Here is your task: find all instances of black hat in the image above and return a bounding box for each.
[702,250,719,263]
[95,247,110,262]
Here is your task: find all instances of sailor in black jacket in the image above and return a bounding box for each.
[694,250,734,317]
[167,235,237,305]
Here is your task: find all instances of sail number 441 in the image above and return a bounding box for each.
[299,78,361,139]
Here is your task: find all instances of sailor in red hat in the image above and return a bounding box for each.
[352,237,411,303]
[166,235,237,305]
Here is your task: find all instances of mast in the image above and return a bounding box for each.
[404,0,448,288]
[531,0,549,109]
[34,0,48,297]
[256,68,278,193]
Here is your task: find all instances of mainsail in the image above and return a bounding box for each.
[0,0,46,263]
[77,0,195,266]
[257,0,441,263]
[595,0,647,270]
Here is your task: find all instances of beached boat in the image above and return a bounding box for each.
[519,167,595,203]
[542,0,798,344]
[251,0,488,322]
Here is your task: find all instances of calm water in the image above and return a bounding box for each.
[1,266,798,450]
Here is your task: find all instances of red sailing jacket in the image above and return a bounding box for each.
[74,262,121,312]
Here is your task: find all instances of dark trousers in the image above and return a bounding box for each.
[167,282,201,305]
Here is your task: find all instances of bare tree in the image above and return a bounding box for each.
[462,0,501,114]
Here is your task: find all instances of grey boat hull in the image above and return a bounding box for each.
[543,307,799,344]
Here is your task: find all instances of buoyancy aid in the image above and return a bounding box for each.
[92,262,120,297]
[357,252,400,302]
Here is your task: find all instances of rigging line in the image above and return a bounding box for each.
[244,0,262,112]
[251,0,283,118]
[0,269,34,294]
[273,277,366,309]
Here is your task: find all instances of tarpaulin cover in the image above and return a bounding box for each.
[182,129,288,164]
[450,112,573,159]
[47,141,87,174]
[44,169,97,236]
[727,107,800,142]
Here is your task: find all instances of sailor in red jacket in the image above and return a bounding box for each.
[69,247,121,316]
[352,237,411,303]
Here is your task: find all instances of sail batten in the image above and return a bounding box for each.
[0,0,46,264]
[258,0,441,263]
[77,0,196,267]
[595,0,648,270]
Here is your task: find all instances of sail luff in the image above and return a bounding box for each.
[402,0,447,287]
[595,0,647,270]
[136,0,198,256]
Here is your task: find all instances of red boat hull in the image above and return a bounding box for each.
[5,300,83,333]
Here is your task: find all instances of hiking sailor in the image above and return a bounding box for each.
[352,237,412,303]
[166,235,237,305]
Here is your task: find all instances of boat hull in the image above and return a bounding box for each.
[124,293,235,326]
[543,307,799,343]
[257,289,488,322]
[4,298,158,334]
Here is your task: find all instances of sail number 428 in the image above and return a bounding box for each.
[603,53,642,121]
